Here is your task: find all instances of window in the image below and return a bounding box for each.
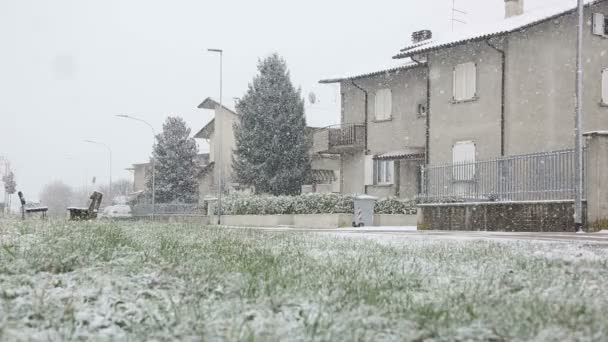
[374,159,394,185]
[374,88,392,120]
[592,13,608,36]
[602,68,608,105]
[453,62,477,101]
[452,141,476,181]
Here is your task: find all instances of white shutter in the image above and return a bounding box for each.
[387,160,394,184]
[385,89,392,118]
[465,62,477,99]
[452,141,476,180]
[602,68,608,104]
[593,13,605,36]
[364,155,374,185]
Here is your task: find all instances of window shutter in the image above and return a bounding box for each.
[593,13,605,36]
[452,141,476,181]
[364,155,374,185]
[602,68,608,104]
[466,63,477,99]
[385,90,392,118]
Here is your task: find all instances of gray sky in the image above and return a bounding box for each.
[0,0,562,201]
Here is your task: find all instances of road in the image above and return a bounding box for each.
[222,226,608,245]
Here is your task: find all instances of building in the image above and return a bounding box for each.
[393,0,608,165]
[315,61,428,200]
[128,154,209,195]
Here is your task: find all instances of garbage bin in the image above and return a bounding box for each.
[353,195,377,227]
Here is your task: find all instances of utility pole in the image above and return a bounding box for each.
[574,0,585,233]
[208,48,223,225]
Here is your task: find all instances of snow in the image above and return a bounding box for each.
[396,0,605,58]
[319,60,423,84]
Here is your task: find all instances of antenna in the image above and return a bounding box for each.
[451,0,467,32]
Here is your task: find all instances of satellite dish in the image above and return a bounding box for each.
[308,92,317,105]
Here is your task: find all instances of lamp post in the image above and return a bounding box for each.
[84,140,112,202]
[208,48,223,225]
[116,114,156,219]
[574,0,584,233]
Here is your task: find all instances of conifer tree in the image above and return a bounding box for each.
[234,53,311,195]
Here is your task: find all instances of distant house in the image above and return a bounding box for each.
[128,153,209,195]
[195,97,342,200]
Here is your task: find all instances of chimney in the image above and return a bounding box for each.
[505,0,524,18]
[412,30,433,44]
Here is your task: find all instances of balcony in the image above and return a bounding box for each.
[313,123,366,154]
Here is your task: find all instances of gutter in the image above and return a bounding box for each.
[486,39,506,157]
[411,56,431,164]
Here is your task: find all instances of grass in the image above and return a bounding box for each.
[0,219,607,341]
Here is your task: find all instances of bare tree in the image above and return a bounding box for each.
[39,181,73,216]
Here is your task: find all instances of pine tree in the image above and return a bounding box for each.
[234,53,311,195]
[148,117,199,203]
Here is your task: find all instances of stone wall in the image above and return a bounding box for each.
[418,201,584,232]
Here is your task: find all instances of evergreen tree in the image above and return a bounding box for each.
[234,53,311,195]
[148,117,199,203]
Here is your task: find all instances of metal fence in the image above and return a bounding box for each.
[419,149,582,203]
[132,203,205,217]
[328,123,366,147]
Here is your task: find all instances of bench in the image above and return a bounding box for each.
[67,191,103,220]
[18,191,48,219]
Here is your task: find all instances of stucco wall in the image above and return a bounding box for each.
[338,66,428,197]
[427,3,608,165]
[505,3,608,155]
[427,41,503,165]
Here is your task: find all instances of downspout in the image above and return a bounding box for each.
[486,39,506,156]
[350,79,369,194]
[411,55,430,164]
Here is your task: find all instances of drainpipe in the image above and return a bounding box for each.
[350,80,369,194]
[486,39,506,156]
[411,55,430,164]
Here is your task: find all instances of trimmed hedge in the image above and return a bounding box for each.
[220,193,416,215]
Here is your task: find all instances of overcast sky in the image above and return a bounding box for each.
[0,0,569,202]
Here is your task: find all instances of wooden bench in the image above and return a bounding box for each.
[67,191,103,220]
[18,191,48,219]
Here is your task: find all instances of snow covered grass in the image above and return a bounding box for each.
[1,218,608,341]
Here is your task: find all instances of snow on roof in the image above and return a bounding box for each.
[394,0,605,59]
[197,97,237,114]
[375,147,425,160]
[319,60,425,84]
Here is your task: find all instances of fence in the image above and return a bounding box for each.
[132,203,205,217]
[419,149,582,203]
[328,123,366,147]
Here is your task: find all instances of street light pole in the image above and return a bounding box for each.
[574,0,584,233]
[116,114,156,219]
[84,140,112,203]
[208,48,223,225]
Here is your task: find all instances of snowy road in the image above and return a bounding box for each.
[221,226,608,245]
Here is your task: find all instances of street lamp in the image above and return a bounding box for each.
[208,48,223,225]
[84,140,112,203]
[574,0,584,233]
[116,114,156,219]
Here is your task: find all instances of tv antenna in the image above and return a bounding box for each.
[451,0,467,32]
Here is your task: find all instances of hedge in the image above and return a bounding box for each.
[219,193,416,215]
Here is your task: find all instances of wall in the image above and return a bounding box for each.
[505,3,608,155]
[427,3,608,165]
[215,107,237,188]
[338,66,428,196]
[418,201,584,232]
[584,131,608,228]
[427,41,503,165]
[132,163,150,192]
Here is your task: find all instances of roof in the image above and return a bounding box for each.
[194,119,215,139]
[394,0,605,59]
[197,97,237,115]
[375,147,425,160]
[319,60,426,84]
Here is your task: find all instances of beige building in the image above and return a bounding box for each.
[316,63,428,199]
[393,0,608,165]
[195,98,340,200]
[315,0,607,200]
